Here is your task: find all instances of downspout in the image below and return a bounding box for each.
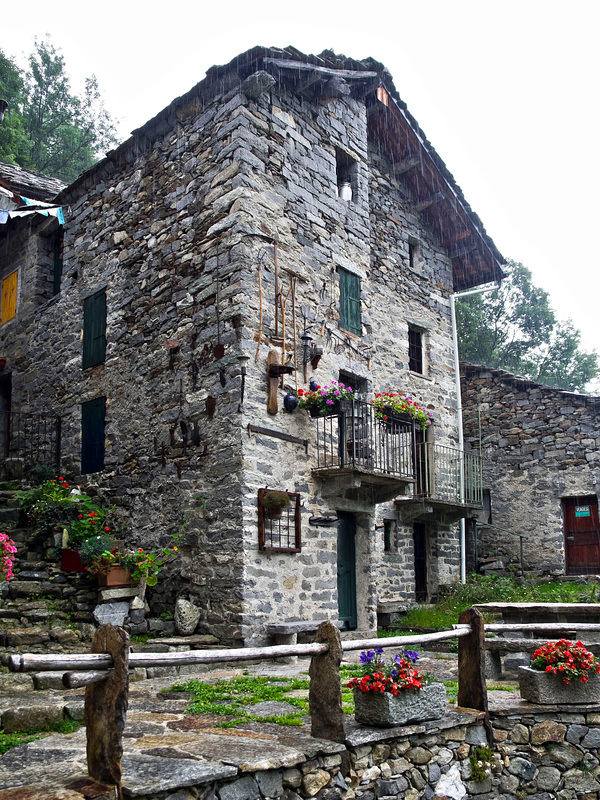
[450,282,500,583]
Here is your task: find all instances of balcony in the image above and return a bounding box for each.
[312,400,482,516]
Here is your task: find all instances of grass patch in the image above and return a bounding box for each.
[389,575,600,632]
[167,675,312,727]
[0,731,42,754]
[0,719,81,755]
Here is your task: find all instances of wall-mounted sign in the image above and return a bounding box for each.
[576,505,591,517]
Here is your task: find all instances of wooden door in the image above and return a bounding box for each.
[563,496,600,574]
[337,513,357,630]
[413,523,427,601]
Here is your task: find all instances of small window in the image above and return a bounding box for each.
[339,370,369,397]
[335,148,358,202]
[52,230,64,296]
[338,268,361,336]
[258,488,301,553]
[83,289,106,369]
[408,243,416,270]
[408,327,423,374]
[81,396,106,474]
[1,270,18,325]
[384,519,396,553]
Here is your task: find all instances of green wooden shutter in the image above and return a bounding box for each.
[82,290,106,368]
[81,397,105,474]
[339,268,361,335]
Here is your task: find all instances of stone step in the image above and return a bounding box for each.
[0,506,21,523]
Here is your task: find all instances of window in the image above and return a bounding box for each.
[408,327,423,373]
[1,271,18,325]
[52,230,64,296]
[81,397,106,474]
[82,289,106,368]
[258,488,301,553]
[338,268,361,335]
[383,519,396,553]
[335,148,358,202]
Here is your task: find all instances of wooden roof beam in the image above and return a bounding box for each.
[393,154,421,175]
[415,191,445,212]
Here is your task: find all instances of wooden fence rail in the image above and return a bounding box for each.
[8,603,600,798]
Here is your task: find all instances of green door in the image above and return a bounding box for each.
[337,513,357,630]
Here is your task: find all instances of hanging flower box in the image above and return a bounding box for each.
[353,682,446,726]
[61,547,85,572]
[308,400,345,418]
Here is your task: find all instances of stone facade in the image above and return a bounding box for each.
[461,363,600,575]
[0,48,504,645]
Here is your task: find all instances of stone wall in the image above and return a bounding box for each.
[0,53,468,646]
[77,706,600,800]
[460,363,600,574]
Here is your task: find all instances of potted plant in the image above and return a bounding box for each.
[262,490,290,520]
[370,392,433,431]
[347,647,446,726]
[296,381,355,417]
[519,639,600,703]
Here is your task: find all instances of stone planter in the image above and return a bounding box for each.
[519,666,600,704]
[97,567,135,587]
[353,683,446,727]
[61,547,85,572]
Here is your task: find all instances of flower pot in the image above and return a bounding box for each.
[353,683,446,727]
[308,400,345,418]
[518,666,600,704]
[61,548,85,572]
[97,567,134,587]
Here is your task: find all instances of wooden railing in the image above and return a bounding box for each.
[9,603,600,797]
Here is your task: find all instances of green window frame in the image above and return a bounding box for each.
[338,267,361,335]
[81,396,106,474]
[82,289,106,368]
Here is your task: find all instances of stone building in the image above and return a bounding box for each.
[0,47,504,645]
[461,363,600,575]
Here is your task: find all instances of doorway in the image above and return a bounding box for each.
[413,523,427,601]
[563,496,600,574]
[0,374,11,460]
[337,512,357,630]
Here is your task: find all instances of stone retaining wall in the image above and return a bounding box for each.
[109,705,600,799]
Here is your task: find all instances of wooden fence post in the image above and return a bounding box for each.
[85,624,130,799]
[457,605,493,744]
[309,620,345,743]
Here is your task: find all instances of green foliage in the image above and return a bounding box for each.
[469,745,494,782]
[0,731,42,754]
[79,534,115,567]
[457,259,599,392]
[16,477,113,546]
[0,38,118,183]
[390,575,599,632]
[168,675,311,727]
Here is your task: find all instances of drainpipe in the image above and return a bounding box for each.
[450,282,500,583]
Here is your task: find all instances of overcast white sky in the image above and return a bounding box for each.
[3,0,599,381]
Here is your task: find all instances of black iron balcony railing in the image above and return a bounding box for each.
[314,400,414,478]
[313,400,482,505]
[0,411,61,474]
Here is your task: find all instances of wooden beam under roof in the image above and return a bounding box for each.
[393,154,421,175]
[415,191,445,212]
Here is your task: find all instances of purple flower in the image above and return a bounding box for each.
[334,390,340,395]
[359,650,375,665]
[375,647,384,655]
[403,649,419,662]
[326,399,334,405]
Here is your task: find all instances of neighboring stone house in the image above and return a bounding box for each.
[0,47,504,645]
[461,363,600,576]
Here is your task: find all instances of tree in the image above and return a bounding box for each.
[0,49,31,167]
[456,260,599,393]
[23,38,118,183]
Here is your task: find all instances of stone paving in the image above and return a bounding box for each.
[0,649,465,797]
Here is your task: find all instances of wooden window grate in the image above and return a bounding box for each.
[258,488,301,553]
